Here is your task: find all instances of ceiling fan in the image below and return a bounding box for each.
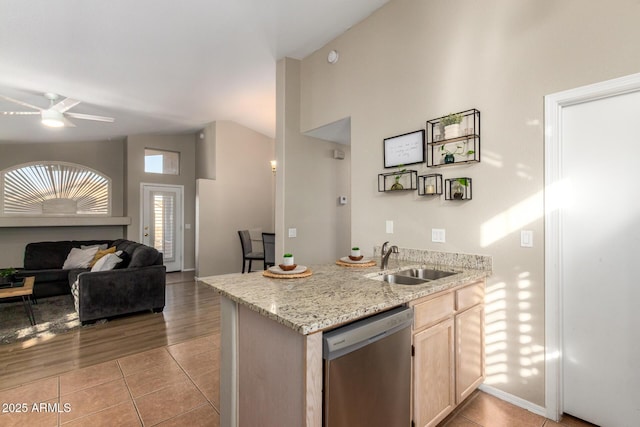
[0,92,115,128]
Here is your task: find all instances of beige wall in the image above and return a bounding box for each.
[0,140,126,267]
[125,133,197,270]
[291,0,640,407]
[196,120,275,277]
[196,122,216,180]
[276,58,352,264]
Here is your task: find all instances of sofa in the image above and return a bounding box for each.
[14,239,166,324]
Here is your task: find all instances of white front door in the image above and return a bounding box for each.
[141,184,183,272]
[546,76,640,426]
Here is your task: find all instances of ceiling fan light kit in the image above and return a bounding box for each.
[41,109,65,127]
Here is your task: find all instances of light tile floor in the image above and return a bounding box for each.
[0,333,220,427]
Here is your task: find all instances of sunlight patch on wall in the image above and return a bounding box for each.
[516,272,544,379]
[484,280,509,385]
[479,149,503,169]
[481,191,542,247]
[480,179,570,248]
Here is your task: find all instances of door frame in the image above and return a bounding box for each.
[140,183,184,271]
[543,72,640,421]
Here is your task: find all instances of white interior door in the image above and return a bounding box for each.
[560,89,640,426]
[141,184,183,272]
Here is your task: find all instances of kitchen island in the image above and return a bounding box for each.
[201,250,491,427]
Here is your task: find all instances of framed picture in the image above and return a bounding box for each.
[383,130,425,168]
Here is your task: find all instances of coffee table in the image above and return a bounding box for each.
[0,276,36,325]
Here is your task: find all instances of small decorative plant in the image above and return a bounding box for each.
[0,267,16,284]
[441,113,464,139]
[441,113,463,127]
[391,165,407,190]
[282,253,295,267]
[350,247,362,260]
[440,144,475,164]
[451,178,469,199]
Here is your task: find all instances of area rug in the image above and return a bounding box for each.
[0,295,105,345]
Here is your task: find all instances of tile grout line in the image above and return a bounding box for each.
[117,358,145,426]
[58,377,136,427]
[164,338,221,415]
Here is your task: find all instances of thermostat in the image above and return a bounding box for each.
[339,196,348,205]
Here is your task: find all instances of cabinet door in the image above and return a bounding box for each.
[456,304,485,403]
[413,318,455,427]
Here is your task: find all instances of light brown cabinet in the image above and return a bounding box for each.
[410,280,485,427]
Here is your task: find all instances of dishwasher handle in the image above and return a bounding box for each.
[323,306,413,361]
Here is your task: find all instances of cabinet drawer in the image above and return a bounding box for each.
[413,292,454,331]
[456,281,484,311]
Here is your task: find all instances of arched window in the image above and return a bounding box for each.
[1,162,111,216]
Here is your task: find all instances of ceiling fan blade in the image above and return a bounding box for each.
[0,95,43,111]
[50,97,81,113]
[1,111,40,115]
[61,116,76,128]
[65,112,115,123]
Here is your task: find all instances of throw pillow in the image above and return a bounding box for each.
[62,246,100,269]
[89,246,116,267]
[114,251,131,269]
[91,252,124,272]
[81,243,108,251]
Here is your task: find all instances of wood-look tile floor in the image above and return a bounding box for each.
[0,272,598,426]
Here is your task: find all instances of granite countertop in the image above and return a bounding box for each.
[200,256,491,335]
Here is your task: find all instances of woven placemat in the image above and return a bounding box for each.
[336,260,376,268]
[263,268,313,279]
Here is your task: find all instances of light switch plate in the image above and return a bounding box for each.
[432,228,445,243]
[288,228,297,238]
[521,230,533,247]
[386,220,394,234]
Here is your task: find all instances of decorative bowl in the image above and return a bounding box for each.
[349,255,364,261]
[279,264,297,271]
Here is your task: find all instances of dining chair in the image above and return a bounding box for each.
[262,233,275,269]
[238,230,264,273]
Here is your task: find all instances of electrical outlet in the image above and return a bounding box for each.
[432,228,445,243]
[288,228,297,238]
[386,220,394,234]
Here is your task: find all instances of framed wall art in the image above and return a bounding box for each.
[383,129,425,168]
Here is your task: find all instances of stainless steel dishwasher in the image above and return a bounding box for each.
[322,306,413,427]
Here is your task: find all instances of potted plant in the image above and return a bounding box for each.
[440,144,475,164]
[0,267,16,285]
[451,178,469,200]
[282,253,295,267]
[390,165,407,190]
[441,113,463,139]
[349,247,363,261]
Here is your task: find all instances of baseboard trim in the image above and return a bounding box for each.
[478,384,546,417]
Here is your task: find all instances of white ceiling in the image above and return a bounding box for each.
[0,0,387,143]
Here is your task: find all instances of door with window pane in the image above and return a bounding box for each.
[141,184,182,272]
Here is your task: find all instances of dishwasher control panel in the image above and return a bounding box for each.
[323,306,413,360]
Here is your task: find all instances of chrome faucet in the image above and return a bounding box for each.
[380,241,399,270]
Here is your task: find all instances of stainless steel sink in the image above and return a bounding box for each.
[381,274,428,286]
[395,268,459,281]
